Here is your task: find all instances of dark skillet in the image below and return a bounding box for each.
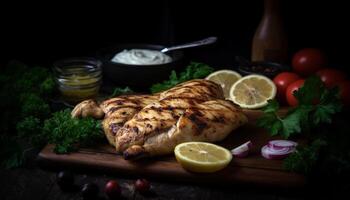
[235,56,291,79]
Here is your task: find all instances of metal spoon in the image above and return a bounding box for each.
[160,37,217,53]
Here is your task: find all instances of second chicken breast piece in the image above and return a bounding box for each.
[100,94,159,146]
[159,79,224,101]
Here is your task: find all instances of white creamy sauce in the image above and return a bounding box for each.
[111,49,172,65]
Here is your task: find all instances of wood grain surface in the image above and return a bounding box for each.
[38,108,305,188]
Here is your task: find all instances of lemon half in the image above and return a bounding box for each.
[229,74,276,109]
[174,142,232,173]
[206,70,242,99]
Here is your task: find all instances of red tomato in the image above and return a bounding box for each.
[337,81,350,107]
[286,79,305,106]
[134,179,151,193]
[105,180,121,199]
[316,68,346,88]
[292,48,327,76]
[273,72,301,104]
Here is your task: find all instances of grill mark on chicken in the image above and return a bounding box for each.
[212,116,226,123]
[162,86,219,100]
[133,127,139,134]
[165,85,215,96]
[142,106,187,113]
[105,96,150,106]
[187,113,208,135]
[171,112,181,120]
[110,123,123,135]
[200,100,240,113]
[108,105,140,114]
[160,80,223,101]
[160,97,202,105]
[218,102,241,113]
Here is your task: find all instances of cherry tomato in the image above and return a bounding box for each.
[292,48,326,76]
[316,68,346,88]
[105,180,121,199]
[337,81,350,107]
[286,79,305,106]
[273,72,301,104]
[134,179,150,193]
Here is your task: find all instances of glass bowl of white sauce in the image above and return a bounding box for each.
[97,44,185,89]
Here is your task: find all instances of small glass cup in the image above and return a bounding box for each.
[53,57,102,104]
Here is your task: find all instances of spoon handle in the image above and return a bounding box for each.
[161,37,217,53]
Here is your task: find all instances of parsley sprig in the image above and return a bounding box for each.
[150,62,214,93]
[257,76,342,138]
[42,109,104,154]
[257,76,346,175]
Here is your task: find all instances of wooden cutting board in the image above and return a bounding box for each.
[38,109,305,188]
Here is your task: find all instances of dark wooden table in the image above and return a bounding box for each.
[0,168,301,200]
[0,152,343,200]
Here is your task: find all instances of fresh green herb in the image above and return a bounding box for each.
[150,62,214,93]
[0,61,53,135]
[283,139,326,174]
[109,86,134,98]
[40,76,56,97]
[257,76,342,138]
[257,76,347,175]
[0,135,24,169]
[0,61,56,168]
[14,66,55,96]
[20,94,51,119]
[42,109,104,154]
[16,116,45,147]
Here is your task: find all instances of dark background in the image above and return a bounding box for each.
[1,0,349,71]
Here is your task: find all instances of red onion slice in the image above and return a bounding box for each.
[261,145,296,160]
[267,140,298,150]
[231,141,252,158]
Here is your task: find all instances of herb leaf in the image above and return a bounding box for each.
[150,62,214,93]
[283,139,327,174]
[109,87,134,98]
[0,135,24,169]
[294,76,324,105]
[42,109,104,154]
[257,76,342,138]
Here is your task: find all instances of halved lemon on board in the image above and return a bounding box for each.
[205,70,242,99]
[174,142,232,173]
[229,74,276,109]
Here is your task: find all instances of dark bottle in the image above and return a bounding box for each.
[252,0,288,63]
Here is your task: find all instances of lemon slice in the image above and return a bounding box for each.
[205,70,242,99]
[174,142,232,173]
[229,74,276,109]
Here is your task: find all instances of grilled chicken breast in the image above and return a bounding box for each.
[120,99,247,159]
[99,94,159,146]
[113,80,247,159]
[71,79,248,160]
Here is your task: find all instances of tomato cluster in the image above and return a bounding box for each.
[273,48,350,107]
